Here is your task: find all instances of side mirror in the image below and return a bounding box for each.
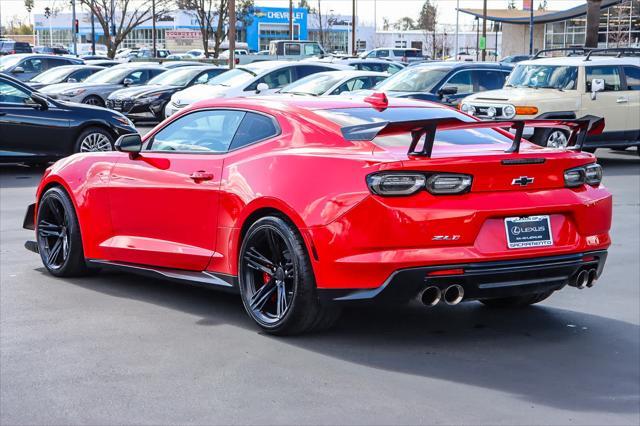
[123,78,134,86]
[115,133,142,157]
[256,82,269,93]
[591,78,605,100]
[29,92,49,110]
[12,66,25,74]
[438,86,458,97]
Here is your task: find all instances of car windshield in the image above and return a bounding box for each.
[29,66,73,83]
[375,67,449,92]
[84,67,131,84]
[148,67,201,86]
[507,64,578,90]
[0,55,22,71]
[206,67,255,87]
[280,73,343,96]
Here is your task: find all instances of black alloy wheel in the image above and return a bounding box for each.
[36,187,88,277]
[238,216,341,335]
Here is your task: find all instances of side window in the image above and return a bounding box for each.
[45,58,68,69]
[126,70,146,84]
[378,50,389,57]
[284,44,301,55]
[248,67,292,90]
[70,69,93,82]
[372,76,387,86]
[477,70,507,91]
[387,63,403,74]
[442,70,474,94]
[148,110,246,153]
[586,66,622,91]
[623,66,640,90]
[148,69,165,80]
[358,63,382,72]
[229,112,278,150]
[295,65,331,79]
[393,50,405,57]
[21,58,44,73]
[0,81,31,104]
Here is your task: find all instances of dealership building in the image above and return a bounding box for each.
[33,6,372,54]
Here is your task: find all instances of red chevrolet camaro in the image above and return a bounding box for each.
[24,94,612,335]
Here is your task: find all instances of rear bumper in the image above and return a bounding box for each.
[318,250,608,304]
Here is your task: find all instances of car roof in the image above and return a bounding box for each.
[314,70,389,78]
[4,53,80,60]
[520,56,640,66]
[411,61,512,70]
[40,64,104,71]
[192,95,437,113]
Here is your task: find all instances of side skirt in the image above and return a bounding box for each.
[86,259,239,293]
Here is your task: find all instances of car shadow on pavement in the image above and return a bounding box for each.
[46,268,640,416]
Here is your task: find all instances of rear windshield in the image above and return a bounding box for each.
[316,107,513,147]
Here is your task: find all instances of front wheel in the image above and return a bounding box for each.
[480,291,554,308]
[75,127,114,153]
[238,216,341,335]
[82,95,104,107]
[36,187,89,277]
[533,128,569,149]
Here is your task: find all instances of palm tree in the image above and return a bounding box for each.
[585,0,602,48]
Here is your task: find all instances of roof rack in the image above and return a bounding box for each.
[533,47,592,59]
[584,47,640,61]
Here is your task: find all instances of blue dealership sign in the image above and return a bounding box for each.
[246,6,308,52]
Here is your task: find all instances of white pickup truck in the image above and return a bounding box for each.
[238,40,327,65]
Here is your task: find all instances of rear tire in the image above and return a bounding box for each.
[480,291,554,308]
[238,216,341,335]
[533,128,569,149]
[36,187,89,277]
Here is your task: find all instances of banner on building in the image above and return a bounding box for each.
[165,30,203,52]
[523,0,533,11]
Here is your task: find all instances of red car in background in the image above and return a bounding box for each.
[23,95,612,335]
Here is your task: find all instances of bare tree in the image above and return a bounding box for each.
[80,0,170,57]
[585,0,603,48]
[208,0,253,58]
[393,17,416,31]
[178,0,216,57]
[417,0,437,58]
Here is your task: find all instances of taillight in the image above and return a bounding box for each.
[367,173,426,196]
[426,174,472,194]
[564,163,602,187]
[366,172,473,196]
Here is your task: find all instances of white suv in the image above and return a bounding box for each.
[460,49,640,153]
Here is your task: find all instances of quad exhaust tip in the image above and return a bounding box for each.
[586,268,598,288]
[420,286,441,307]
[574,268,598,289]
[443,285,464,306]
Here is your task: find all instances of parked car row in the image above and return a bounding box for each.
[2,47,639,165]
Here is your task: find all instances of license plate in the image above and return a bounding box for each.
[504,215,553,249]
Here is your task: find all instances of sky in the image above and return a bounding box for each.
[1,0,586,30]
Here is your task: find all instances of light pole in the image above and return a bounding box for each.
[481,0,487,61]
[454,0,459,59]
[71,0,77,56]
[229,0,236,69]
[152,0,156,57]
[529,0,534,55]
[289,0,293,40]
[351,0,356,55]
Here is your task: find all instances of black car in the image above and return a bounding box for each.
[33,46,70,55]
[0,54,84,81]
[365,61,513,107]
[27,65,105,90]
[0,41,32,55]
[0,74,136,164]
[106,65,226,121]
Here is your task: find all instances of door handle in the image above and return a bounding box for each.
[616,97,628,103]
[189,171,214,182]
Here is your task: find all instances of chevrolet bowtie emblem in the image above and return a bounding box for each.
[512,176,535,186]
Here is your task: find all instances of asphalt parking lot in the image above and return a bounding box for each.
[1,138,639,425]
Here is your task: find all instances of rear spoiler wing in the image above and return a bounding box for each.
[340,116,605,157]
